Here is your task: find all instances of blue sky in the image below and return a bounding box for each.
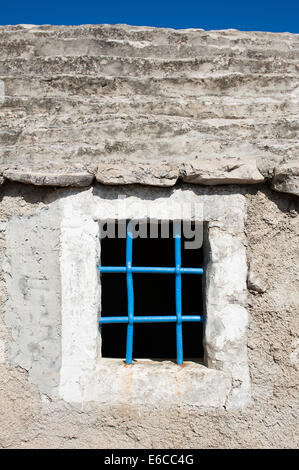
[0,0,298,33]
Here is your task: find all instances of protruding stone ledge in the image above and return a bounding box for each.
[95,155,266,188]
[272,162,299,197]
[181,157,265,185]
[2,168,94,187]
[0,155,296,195]
[96,161,179,187]
[0,159,298,197]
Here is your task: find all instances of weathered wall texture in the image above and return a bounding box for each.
[0,25,298,194]
[0,182,297,448]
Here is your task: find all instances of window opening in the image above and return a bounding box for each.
[98,221,204,364]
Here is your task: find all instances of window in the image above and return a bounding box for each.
[98,220,204,365]
[55,189,250,408]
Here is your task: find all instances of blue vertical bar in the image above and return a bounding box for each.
[174,221,183,365]
[126,223,134,364]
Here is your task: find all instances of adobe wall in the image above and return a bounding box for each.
[0,182,297,448]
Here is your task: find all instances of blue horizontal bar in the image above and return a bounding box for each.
[97,266,203,274]
[99,315,203,324]
[98,266,126,273]
[130,267,176,274]
[180,268,204,274]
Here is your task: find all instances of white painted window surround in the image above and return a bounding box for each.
[59,186,250,410]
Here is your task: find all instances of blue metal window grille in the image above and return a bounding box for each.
[97,221,204,365]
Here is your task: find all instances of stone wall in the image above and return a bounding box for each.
[0,25,298,194]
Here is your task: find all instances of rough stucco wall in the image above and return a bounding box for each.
[0,182,297,448]
[4,201,61,396]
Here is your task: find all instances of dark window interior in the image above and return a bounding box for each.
[100,221,204,360]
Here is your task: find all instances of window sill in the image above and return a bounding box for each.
[94,358,231,408]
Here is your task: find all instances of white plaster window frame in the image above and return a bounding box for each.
[59,187,250,410]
